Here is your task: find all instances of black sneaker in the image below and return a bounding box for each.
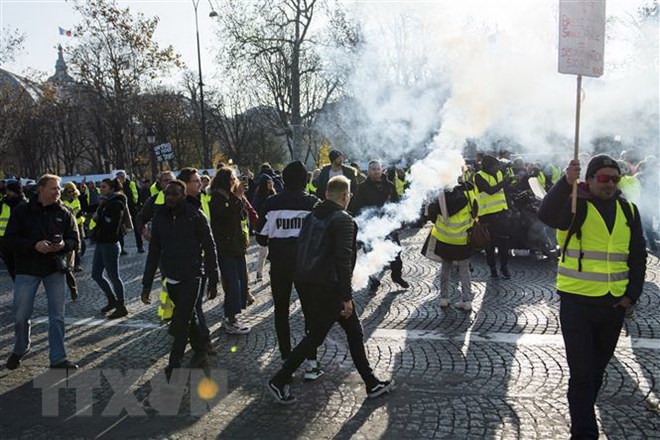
[50,360,79,370]
[267,380,296,404]
[137,248,145,254]
[101,300,117,314]
[391,276,410,289]
[6,352,24,370]
[120,250,128,256]
[107,305,128,319]
[367,379,396,398]
[70,288,79,302]
[500,267,511,280]
[368,277,381,295]
[490,268,499,279]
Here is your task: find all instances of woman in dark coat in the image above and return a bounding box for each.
[209,167,252,334]
[91,178,128,319]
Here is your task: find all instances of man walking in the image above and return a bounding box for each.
[539,155,647,439]
[349,159,409,292]
[256,161,324,380]
[268,176,395,403]
[5,175,80,370]
[314,150,358,200]
[141,181,219,376]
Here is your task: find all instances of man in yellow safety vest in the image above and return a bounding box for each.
[539,155,647,439]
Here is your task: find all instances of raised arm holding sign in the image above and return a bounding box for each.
[558,0,606,213]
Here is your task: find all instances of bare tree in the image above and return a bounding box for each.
[216,0,357,162]
[67,0,182,172]
[0,27,25,65]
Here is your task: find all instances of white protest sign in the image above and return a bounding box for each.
[558,0,606,77]
[153,142,175,162]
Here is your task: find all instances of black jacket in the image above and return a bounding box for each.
[142,202,218,287]
[295,199,356,301]
[539,176,647,305]
[92,193,126,243]
[255,188,319,261]
[5,197,79,277]
[314,165,358,200]
[209,192,249,257]
[348,176,398,216]
[135,192,163,234]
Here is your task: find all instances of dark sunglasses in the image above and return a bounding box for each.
[595,175,621,184]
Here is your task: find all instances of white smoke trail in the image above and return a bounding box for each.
[347,0,658,290]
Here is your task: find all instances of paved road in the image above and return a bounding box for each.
[0,226,658,439]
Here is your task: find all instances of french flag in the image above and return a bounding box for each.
[58,27,72,37]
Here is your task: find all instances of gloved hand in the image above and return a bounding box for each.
[208,283,218,300]
[141,286,151,305]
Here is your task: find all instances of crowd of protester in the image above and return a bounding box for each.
[0,146,656,418]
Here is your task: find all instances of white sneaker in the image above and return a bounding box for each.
[439,298,450,308]
[455,301,472,311]
[224,317,251,335]
[303,360,324,381]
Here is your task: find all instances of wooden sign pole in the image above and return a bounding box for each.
[571,74,582,214]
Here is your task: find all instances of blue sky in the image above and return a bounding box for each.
[0,0,220,86]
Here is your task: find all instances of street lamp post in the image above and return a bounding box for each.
[147,128,157,179]
[192,0,218,170]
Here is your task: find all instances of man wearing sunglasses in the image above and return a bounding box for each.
[539,154,647,439]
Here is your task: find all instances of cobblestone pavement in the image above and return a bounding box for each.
[0,226,658,439]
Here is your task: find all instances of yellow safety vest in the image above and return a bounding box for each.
[537,172,546,189]
[157,279,174,320]
[431,191,474,246]
[201,193,211,219]
[475,170,508,216]
[549,164,562,185]
[63,198,84,226]
[395,176,406,196]
[129,181,139,205]
[150,182,159,197]
[556,201,632,297]
[241,218,249,244]
[618,176,641,204]
[306,181,317,194]
[0,203,10,237]
[155,191,165,205]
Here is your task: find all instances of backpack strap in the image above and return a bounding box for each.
[560,197,587,271]
[617,197,635,228]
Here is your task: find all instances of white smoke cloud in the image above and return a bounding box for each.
[339,0,659,290]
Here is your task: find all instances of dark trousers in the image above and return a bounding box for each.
[167,277,207,368]
[132,214,144,251]
[74,228,86,267]
[389,231,403,278]
[195,275,210,340]
[272,283,377,388]
[270,258,316,361]
[482,212,509,270]
[560,296,625,440]
[218,255,248,318]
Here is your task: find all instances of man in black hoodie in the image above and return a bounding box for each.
[539,155,646,439]
[267,175,395,404]
[141,180,219,375]
[256,161,323,380]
